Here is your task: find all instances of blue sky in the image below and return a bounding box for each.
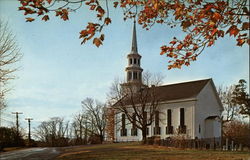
[0,0,249,129]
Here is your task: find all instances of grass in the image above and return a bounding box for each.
[56,142,250,160]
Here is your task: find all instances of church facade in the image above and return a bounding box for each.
[108,22,223,142]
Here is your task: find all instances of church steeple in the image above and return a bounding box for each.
[125,21,143,84]
[131,21,138,53]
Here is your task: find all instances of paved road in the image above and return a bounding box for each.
[0,147,61,160]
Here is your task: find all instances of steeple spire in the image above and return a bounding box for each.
[121,21,144,93]
[131,20,138,53]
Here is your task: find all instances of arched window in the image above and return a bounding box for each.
[128,72,132,81]
[133,72,137,79]
[134,58,137,64]
[129,58,132,65]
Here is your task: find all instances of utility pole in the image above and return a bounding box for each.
[25,118,33,146]
[11,112,23,136]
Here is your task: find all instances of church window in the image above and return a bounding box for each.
[128,72,132,81]
[199,124,201,133]
[167,109,172,127]
[178,108,186,134]
[180,108,185,126]
[133,72,137,79]
[131,113,137,136]
[134,58,137,64]
[121,114,127,136]
[132,113,136,129]
[122,114,126,129]
[129,58,132,65]
[139,72,141,80]
[166,109,173,134]
[146,127,149,135]
[138,59,140,65]
[154,109,160,132]
[155,111,159,127]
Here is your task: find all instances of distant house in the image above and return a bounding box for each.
[106,22,223,142]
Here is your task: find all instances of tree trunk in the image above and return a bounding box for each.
[100,134,104,144]
[142,127,147,144]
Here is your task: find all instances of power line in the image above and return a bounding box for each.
[1,118,13,123]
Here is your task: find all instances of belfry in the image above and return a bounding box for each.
[121,21,143,92]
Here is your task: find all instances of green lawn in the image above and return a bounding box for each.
[56,142,250,160]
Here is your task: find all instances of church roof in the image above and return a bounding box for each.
[113,79,211,107]
[154,78,211,102]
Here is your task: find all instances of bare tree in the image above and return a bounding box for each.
[35,117,69,147]
[108,72,164,143]
[142,71,164,87]
[81,98,106,143]
[71,112,90,144]
[0,20,22,119]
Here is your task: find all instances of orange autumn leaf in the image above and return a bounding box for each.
[26,17,35,22]
[237,38,245,46]
[186,52,192,57]
[169,40,177,45]
[46,0,52,4]
[100,34,104,41]
[96,6,105,15]
[191,56,197,61]
[104,17,112,25]
[160,51,165,55]
[207,40,214,47]
[177,44,183,50]
[42,15,49,21]
[242,22,249,30]
[193,45,198,51]
[93,38,102,47]
[213,12,221,20]
[79,30,88,38]
[185,61,190,66]
[227,25,239,37]
[211,28,218,36]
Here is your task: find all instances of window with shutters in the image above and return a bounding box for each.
[155,111,159,127]
[154,111,161,135]
[178,108,186,134]
[120,114,127,136]
[180,108,185,126]
[166,109,173,134]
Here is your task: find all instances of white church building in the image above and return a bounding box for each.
[109,22,223,142]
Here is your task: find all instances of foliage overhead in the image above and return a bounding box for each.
[18,0,249,69]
